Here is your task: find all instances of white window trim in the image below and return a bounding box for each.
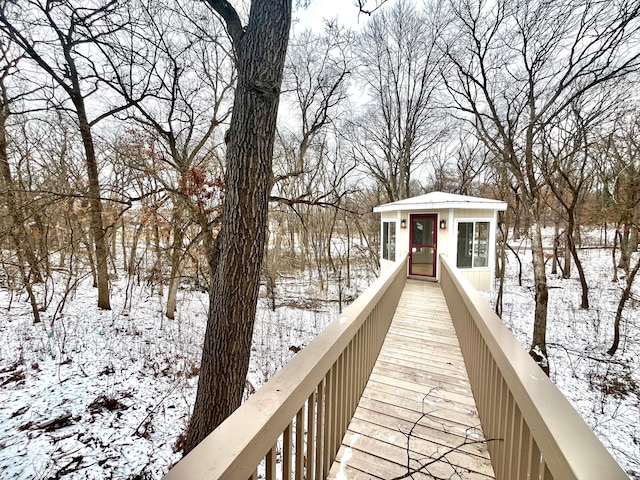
[454,218,494,270]
[381,219,398,262]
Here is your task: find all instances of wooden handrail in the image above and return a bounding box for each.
[439,255,627,480]
[163,255,408,480]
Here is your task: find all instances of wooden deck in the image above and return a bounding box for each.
[328,280,495,480]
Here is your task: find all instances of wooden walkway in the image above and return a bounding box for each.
[328,280,495,480]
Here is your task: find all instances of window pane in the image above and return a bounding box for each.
[412,219,423,245]
[382,222,396,261]
[411,218,435,246]
[383,222,389,260]
[456,222,473,268]
[389,222,396,261]
[474,222,489,267]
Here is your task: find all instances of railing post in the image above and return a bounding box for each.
[315,381,324,480]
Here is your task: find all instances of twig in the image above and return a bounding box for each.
[391,390,500,480]
[36,412,73,431]
[133,381,180,437]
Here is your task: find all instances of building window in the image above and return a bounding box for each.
[382,221,396,261]
[456,221,489,268]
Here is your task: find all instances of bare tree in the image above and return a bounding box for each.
[99,0,233,319]
[350,0,447,202]
[0,42,43,321]
[453,133,491,196]
[608,254,640,356]
[442,0,640,372]
[600,111,640,275]
[0,0,138,309]
[596,107,640,355]
[267,23,355,289]
[423,130,490,195]
[182,0,293,454]
[278,23,353,181]
[539,96,619,309]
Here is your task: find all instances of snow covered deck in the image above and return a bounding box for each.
[328,280,495,479]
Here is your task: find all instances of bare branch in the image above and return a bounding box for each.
[203,0,244,47]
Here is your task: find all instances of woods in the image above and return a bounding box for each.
[0,0,639,477]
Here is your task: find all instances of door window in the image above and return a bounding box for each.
[410,215,437,277]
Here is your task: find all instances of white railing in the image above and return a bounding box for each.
[439,255,628,480]
[163,255,408,480]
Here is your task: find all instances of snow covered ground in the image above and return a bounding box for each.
[0,265,372,479]
[482,242,640,478]
[0,239,638,479]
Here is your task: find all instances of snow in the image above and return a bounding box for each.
[1,233,638,478]
[481,233,640,478]
[0,281,200,479]
[0,264,373,479]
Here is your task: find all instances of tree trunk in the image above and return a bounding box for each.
[75,98,110,310]
[563,228,572,278]
[289,219,296,258]
[166,222,185,319]
[612,228,620,283]
[121,220,128,273]
[0,105,43,284]
[0,107,42,322]
[32,213,51,278]
[165,262,182,319]
[154,221,164,296]
[529,220,550,375]
[109,219,118,275]
[569,241,589,309]
[14,247,41,324]
[607,255,640,356]
[551,220,559,275]
[618,224,630,272]
[184,0,292,455]
[83,232,98,288]
[128,223,144,277]
[512,194,522,240]
[495,219,508,317]
[57,225,67,269]
[345,218,351,288]
[566,208,589,309]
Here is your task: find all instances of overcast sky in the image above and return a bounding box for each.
[293,0,374,33]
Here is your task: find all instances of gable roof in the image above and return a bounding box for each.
[373,191,508,213]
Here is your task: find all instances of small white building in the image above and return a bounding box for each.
[373,191,508,291]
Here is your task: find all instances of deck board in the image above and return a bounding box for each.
[328,280,495,480]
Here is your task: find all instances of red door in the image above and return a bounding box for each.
[409,214,437,277]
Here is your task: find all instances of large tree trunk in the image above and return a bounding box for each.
[75,98,111,310]
[184,0,291,455]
